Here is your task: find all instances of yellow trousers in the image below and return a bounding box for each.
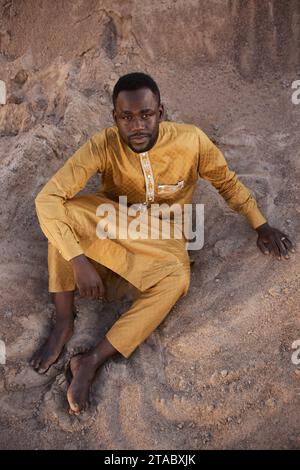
[48,242,190,358]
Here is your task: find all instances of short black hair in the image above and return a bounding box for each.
[112,72,161,109]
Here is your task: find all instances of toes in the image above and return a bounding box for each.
[68,400,89,416]
[30,351,50,374]
[68,403,81,415]
[37,351,59,374]
[29,353,36,365]
[29,358,36,368]
[67,384,88,415]
[36,362,50,374]
[66,355,92,416]
[32,356,42,371]
[34,352,47,370]
[29,351,40,368]
[68,397,81,414]
[29,344,47,370]
[69,409,81,416]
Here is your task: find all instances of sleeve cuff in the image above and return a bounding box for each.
[60,241,84,262]
[245,208,267,230]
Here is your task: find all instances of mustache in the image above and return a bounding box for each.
[129,134,150,139]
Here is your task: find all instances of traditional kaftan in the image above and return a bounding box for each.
[35,121,266,357]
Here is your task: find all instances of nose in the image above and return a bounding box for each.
[130,116,145,132]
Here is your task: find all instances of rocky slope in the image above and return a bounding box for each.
[0,0,299,449]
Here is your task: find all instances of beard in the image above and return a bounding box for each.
[126,127,159,153]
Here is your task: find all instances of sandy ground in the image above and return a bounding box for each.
[0,0,299,449]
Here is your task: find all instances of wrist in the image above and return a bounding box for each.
[255,221,270,233]
[70,254,88,267]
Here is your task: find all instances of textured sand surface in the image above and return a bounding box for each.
[0,0,299,449]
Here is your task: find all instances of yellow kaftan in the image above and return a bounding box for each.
[36,120,266,289]
[35,121,266,357]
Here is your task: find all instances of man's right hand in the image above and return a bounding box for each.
[71,254,106,300]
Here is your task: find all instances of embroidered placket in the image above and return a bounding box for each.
[139,152,155,205]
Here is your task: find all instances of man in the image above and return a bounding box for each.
[30,72,295,415]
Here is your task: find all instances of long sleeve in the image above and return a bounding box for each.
[196,126,266,229]
[35,131,107,261]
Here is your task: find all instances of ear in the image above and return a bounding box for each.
[112,109,117,124]
[158,103,165,121]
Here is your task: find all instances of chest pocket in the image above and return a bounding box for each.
[157,180,185,195]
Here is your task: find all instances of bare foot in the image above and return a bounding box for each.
[30,318,74,374]
[66,351,100,415]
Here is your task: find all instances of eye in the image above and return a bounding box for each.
[142,114,151,119]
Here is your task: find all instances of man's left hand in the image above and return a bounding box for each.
[256,222,295,260]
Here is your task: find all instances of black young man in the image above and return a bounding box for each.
[31,72,295,415]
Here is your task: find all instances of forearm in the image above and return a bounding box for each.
[35,190,84,261]
[34,135,104,260]
[218,171,267,229]
[196,126,266,229]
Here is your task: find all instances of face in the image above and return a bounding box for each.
[113,87,164,153]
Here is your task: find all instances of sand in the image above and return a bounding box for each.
[0,0,299,449]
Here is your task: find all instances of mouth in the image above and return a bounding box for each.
[130,135,149,143]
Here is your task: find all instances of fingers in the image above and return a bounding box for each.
[258,234,281,260]
[274,232,296,260]
[90,281,104,300]
[94,276,105,300]
[271,235,283,260]
[79,286,92,299]
[78,287,87,299]
[79,284,105,300]
[258,231,295,260]
[81,287,97,299]
[95,283,106,300]
[257,237,270,255]
[98,280,106,300]
[93,284,102,299]
[279,233,295,253]
[274,233,289,260]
